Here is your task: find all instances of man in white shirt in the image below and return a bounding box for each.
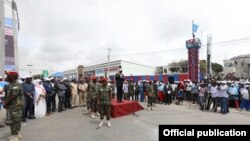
[209,82,219,112]
[218,81,229,114]
[239,85,250,111]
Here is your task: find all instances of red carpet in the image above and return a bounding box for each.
[111,99,144,118]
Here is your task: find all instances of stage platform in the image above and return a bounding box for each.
[111,99,144,118]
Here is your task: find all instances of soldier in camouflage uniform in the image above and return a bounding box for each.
[146,81,155,111]
[128,79,134,101]
[110,80,116,99]
[3,71,24,141]
[152,80,158,106]
[87,77,99,118]
[97,78,112,128]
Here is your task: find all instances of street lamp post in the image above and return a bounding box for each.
[27,64,33,76]
[107,48,111,80]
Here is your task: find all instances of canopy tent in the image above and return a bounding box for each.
[52,72,63,78]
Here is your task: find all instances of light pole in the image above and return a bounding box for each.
[107,48,111,80]
[27,64,33,76]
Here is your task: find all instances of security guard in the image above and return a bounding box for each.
[3,71,24,141]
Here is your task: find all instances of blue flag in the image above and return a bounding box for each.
[192,23,199,33]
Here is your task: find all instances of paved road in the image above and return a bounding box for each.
[0,102,250,141]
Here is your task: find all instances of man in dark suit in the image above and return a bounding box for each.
[115,69,124,103]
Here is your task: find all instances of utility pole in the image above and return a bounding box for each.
[107,48,111,80]
[207,34,212,79]
[0,0,5,77]
[27,64,33,76]
[12,0,19,71]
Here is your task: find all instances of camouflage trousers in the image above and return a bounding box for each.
[90,97,98,113]
[99,104,110,120]
[9,110,22,135]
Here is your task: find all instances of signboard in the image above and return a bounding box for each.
[42,70,49,77]
[95,66,120,74]
[4,18,15,71]
[157,66,163,74]
[84,70,95,77]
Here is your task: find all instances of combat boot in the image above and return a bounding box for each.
[98,120,103,127]
[18,132,22,139]
[8,135,18,141]
[107,120,111,127]
[95,112,100,116]
[83,109,90,114]
[91,113,96,118]
[0,122,5,128]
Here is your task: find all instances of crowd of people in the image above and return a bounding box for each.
[1,69,250,141]
[0,71,114,141]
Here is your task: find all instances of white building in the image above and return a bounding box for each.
[223,60,236,74]
[62,60,155,80]
[223,54,250,78]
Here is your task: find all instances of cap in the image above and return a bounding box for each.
[44,77,50,81]
[5,71,19,76]
[25,75,32,78]
[101,77,108,82]
[91,76,97,81]
[221,81,226,84]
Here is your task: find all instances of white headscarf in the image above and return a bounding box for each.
[33,79,46,102]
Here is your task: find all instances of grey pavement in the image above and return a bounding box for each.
[0,101,250,141]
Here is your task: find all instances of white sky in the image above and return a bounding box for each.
[5,0,250,75]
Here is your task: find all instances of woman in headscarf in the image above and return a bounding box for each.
[33,79,47,118]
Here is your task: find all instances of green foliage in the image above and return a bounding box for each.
[212,63,223,74]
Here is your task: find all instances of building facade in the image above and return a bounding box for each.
[62,60,155,80]
[223,54,250,79]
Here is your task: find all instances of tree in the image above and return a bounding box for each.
[212,63,223,74]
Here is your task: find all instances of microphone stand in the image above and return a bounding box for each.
[132,90,139,117]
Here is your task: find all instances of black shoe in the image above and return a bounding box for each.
[5,121,11,125]
[22,118,27,122]
[28,116,36,119]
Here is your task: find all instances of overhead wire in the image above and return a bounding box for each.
[112,37,250,57]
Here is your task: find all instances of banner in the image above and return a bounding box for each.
[188,48,199,82]
[4,18,15,71]
[42,70,49,77]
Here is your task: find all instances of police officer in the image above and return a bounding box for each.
[97,78,112,128]
[3,71,24,141]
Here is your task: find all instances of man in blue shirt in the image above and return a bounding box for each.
[21,76,35,122]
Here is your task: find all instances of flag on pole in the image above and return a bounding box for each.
[192,23,199,33]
